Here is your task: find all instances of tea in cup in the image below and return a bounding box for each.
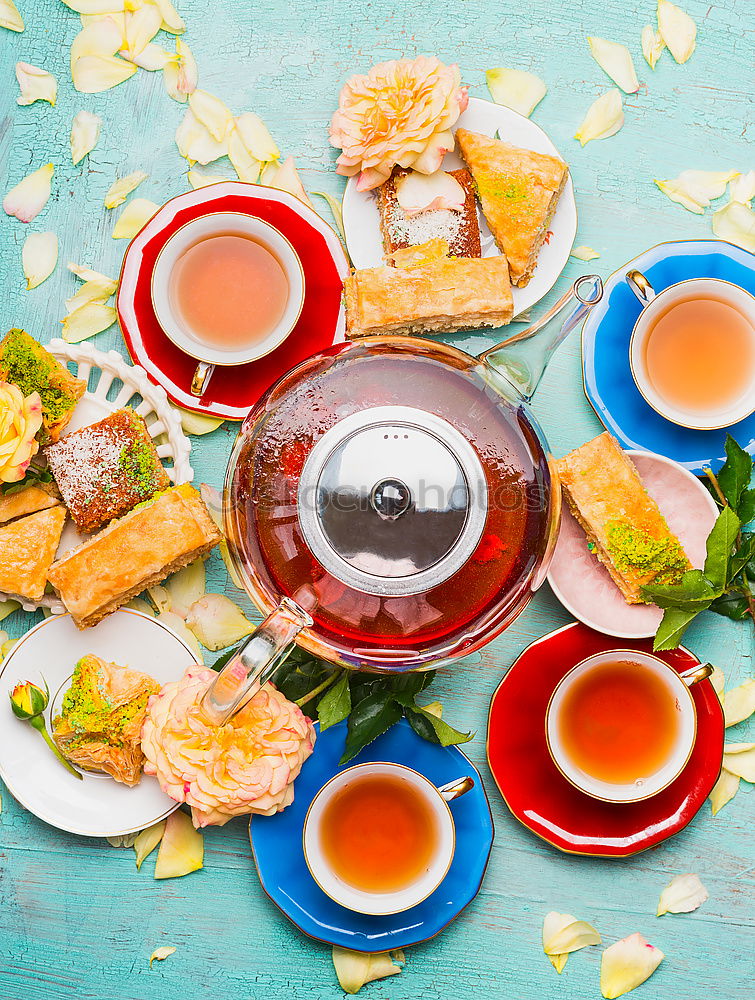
[546,651,712,803]
[151,212,305,396]
[627,270,755,430]
[302,762,473,914]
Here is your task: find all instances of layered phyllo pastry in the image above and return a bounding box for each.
[455,128,568,287]
[556,433,691,604]
[45,408,170,534]
[377,167,482,258]
[48,484,222,629]
[0,482,60,525]
[0,329,86,443]
[0,505,67,601]
[52,654,161,786]
[344,238,513,338]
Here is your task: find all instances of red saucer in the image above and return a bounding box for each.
[487,623,724,857]
[117,182,349,421]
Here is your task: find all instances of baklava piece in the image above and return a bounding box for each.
[0,505,67,601]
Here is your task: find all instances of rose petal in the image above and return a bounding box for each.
[710,768,740,815]
[486,67,547,118]
[22,231,58,290]
[723,741,755,753]
[395,170,466,216]
[187,166,234,190]
[111,197,159,238]
[149,585,172,614]
[185,594,255,651]
[227,128,261,183]
[600,933,664,999]
[657,873,708,916]
[657,0,697,64]
[70,16,124,63]
[174,403,225,433]
[570,246,600,261]
[61,301,117,342]
[122,1,161,58]
[16,62,57,106]
[125,597,155,617]
[332,947,402,994]
[655,169,738,213]
[722,744,755,781]
[122,41,172,71]
[1,636,17,660]
[723,678,755,727]
[188,89,233,142]
[175,108,228,164]
[641,25,665,69]
[0,600,20,622]
[266,156,313,208]
[233,111,280,162]
[163,37,196,102]
[729,170,755,206]
[0,0,24,31]
[710,665,725,697]
[712,200,755,252]
[73,53,136,92]
[135,821,166,869]
[574,89,624,145]
[164,559,206,619]
[588,38,639,93]
[3,163,54,223]
[154,810,203,878]
[65,265,117,310]
[68,260,115,282]
[61,0,125,11]
[157,611,203,659]
[103,170,147,208]
[543,911,602,963]
[312,191,346,242]
[152,0,185,34]
[70,109,102,165]
[107,831,139,847]
[149,946,176,967]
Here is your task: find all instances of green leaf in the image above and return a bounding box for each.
[710,592,750,621]
[739,488,755,526]
[317,671,351,732]
[387,671,436,698]
[653,606,706,651]
[729,532,755,582]
[340,691,402,765]
[406,706,473,748]
[716,436,753,511]
[406,708,441,744]
[642,569,719,609]
[704,506,741,590]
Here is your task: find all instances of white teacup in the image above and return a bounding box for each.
[627,271,755,430]
[151,211,305,397]
[302,762,473,915]
[546,651,712,804]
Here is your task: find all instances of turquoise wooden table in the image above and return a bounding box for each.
[1,1,753,997]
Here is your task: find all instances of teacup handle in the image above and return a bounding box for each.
[626,269,657,306]
[437,776,475,801]
[679,662,714,687]
[191,361,215,397]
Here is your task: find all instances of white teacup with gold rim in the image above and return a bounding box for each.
[302,761,473,915]
[546,650,712,804]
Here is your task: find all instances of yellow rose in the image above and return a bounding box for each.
[0,382,43,483]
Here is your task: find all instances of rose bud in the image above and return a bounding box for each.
[9,679,48,720]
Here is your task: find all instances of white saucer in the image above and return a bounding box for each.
[547,451,719,638]
[0,610,199,837]
[342,96,578,318]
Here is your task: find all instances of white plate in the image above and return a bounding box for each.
[0,610,199,837]
[547,451,719,638]
[342,96,577,318]
[0,340,193,613]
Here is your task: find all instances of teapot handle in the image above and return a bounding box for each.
[200,597,313,726]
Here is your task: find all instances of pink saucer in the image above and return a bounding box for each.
[547,450,719,638]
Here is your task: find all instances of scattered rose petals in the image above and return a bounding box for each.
[154,810,203,879]
[657,0,697,64]
[641,25,665,69]
[188,89,233,142]
[228,129,261,183]
[174,404,225,433]
[723,678,755,727]
[61,0,125,11]
[106,831,139,847]
[149,946,176,967]
[722,742,755,781]
[1,635,17,660]
[710,665,725,696]
[112,197,159,238]
[486,67,547,117]
[332,947,403,994]
[22,231,58,290]
[187,166,234,190]
[149,585,172,614]
[542,911,601,974]
[657,873,709,916]
[123,42,172,71]
[600,933,664,999]
[267,156,313,208]
[729,170,755,205]
[163,37,196,102]
[104,170,147,208]
[233,111,280,163]
[65,263,117,310]
[3,163,54,223]
[186,593,255,651]
[73,53,136,92]
[164,559,206,619]
[575,89,624,145]
[152,0,185,34]
[134,820,166,869]
[70,110,103,165]
[587,37,639,93]
[70,16,123,63]
[570,245,600,260]
[0,600,20,622]
[157,611,203,659]
[175,108,228,164]
[16,62,57,106]
[312,191,346,242]
[125,597,155,617]
[712,200,755,252]
[655,170,738,213]
[62,301,117,342]
[122,1,161,58]
[710,769,740,815]
[0,0,24,31]
[68,261,113,282]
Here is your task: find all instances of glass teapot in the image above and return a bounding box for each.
[202,275,603,724]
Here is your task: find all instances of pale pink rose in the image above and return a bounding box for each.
[141,666,316,828]
[0,382,42,483]
[329,55,469,191]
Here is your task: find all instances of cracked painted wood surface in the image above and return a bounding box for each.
[0,1,753,997]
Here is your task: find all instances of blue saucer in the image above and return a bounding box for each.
[249,718,494,953]
[582,239,755,474]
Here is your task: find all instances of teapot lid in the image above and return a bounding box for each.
[297,405,488,597]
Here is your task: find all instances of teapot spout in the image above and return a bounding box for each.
[479,274,603,401]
